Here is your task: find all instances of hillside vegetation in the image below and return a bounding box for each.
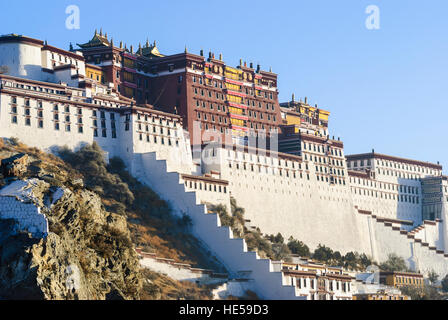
[58,142,225,273]
[0,139,142,299]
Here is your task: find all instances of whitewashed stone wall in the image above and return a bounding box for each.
[139,256,227,286]
[0,180,48,238]
[200,146,371,254]
[358,214,448,277]
[129,151,305,300]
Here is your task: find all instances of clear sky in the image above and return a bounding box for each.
[1,0,447,171]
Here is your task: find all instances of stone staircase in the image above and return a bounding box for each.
[130,151,305,300]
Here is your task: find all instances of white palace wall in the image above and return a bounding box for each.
[200,145,371,254]
[0,42,43,81]
[2,73,448,297]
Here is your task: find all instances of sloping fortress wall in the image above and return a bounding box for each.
[1,34,448,297]
[2,69,448,279]
[196,144,448,276]
[0,180,49,238]
[198,144,371,254]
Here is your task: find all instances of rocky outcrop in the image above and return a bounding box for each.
[0,159,143,300]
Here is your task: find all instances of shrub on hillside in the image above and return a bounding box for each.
[379,253,409,272]
[287,237,311,257]
[58,143,134,205]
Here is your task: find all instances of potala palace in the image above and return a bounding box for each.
[0,32,447,300]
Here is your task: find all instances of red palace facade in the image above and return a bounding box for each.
[77,31,283,145]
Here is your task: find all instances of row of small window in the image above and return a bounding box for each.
[305,154,344,168]
[50,53,80,66]
[12,98,43,108]
[395,277,423,285]
[11,115,81,132]
[138,133,179,146]
[349,159,438,175]
[192,76,275,100]
[193,87,226,100]
[93,119,116,130]
[137,124,175,136]
[377,159,435,174]
[377,168,422,181]
[294,277,351,293]
[247,110,277,122]
[94,129,117,138]
[184,180,227,193]
[315,165,345,177]
[303,142,343,157]
[136,113,177,128]
[248,121,276,131]
[197,111,228,124]
[11,115,117,138]
[228,162,310,179]
[9,84,65,99]
[350,177,419,194]
[224,150,301,169]
[316,175,346,185]
[195,100,227,112]
[352,187,420,203]
[11,116,44,128]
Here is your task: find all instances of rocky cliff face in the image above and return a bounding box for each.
[0,151,143,300]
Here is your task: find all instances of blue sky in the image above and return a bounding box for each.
[1,0,447,171]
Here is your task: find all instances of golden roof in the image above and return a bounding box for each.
[140,40,164,58]
[77,29,110,49]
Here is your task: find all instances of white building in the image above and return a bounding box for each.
[1,34,448,299]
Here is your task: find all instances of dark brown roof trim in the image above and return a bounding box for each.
[181,174,229,186]
[43,44,85,61]
[346,152,442,170]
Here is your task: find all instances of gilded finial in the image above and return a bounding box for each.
[146,38,150,48]
[120,41,123,49]
[100,28,103,36]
